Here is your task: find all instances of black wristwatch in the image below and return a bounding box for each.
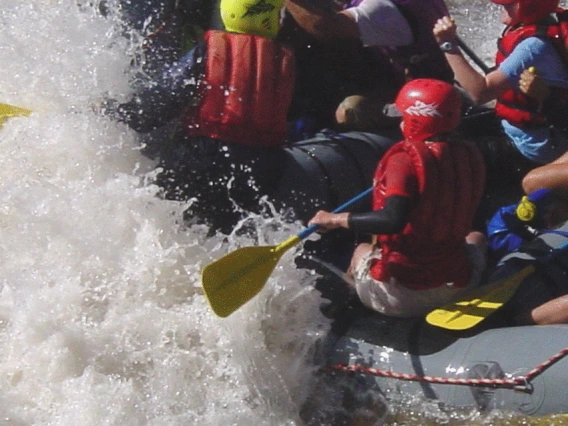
[439,41,456,52]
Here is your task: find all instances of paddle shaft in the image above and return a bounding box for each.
[296,187,373,241]
[456,37,491,75]
[276,186,373,254]
[201,187,373,317]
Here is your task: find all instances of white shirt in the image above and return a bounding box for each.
[343,0,413,47]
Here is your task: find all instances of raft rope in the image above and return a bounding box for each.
[328,347,568,393]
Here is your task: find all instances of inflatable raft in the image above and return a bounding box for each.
[300,221,568,424]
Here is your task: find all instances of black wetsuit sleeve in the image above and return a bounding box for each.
[347,195,411,235]
[108,42,206,133]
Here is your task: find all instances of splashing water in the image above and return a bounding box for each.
[0,2,330,425]
[4,1,568,425]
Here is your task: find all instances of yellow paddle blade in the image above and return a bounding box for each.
[200,187,374,318]
[426,264,536,331]
[201,236,301,318]
[0,103,32,128]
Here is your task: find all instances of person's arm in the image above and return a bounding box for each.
[523,156,568,196]
[308,151,416,233]
[433,16,511,105]
[349,195,411,233]
[284,0,360,40]
[285,0,412,46]
[307,195,411,233]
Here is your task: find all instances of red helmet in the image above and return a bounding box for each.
[490,0,559,24]
[395,79,461,142]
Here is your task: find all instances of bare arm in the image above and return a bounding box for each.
[284,0,360,40]
[522,157,568,197]
[433,16,513,105]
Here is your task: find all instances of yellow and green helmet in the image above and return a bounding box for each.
[220,0,284,39]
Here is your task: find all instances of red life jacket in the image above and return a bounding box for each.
[495,9,568,127]
[182,30,295,148]
[369,140,485,290]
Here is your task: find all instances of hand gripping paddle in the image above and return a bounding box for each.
[201,188,372,317]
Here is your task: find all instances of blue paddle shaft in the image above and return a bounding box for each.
[297,187,373,240]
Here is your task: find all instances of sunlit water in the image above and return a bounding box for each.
[0,1,567,425]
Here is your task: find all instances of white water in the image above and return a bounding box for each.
[0,2,330,425]
[1,1,567,425]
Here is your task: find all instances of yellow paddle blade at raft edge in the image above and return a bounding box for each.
[200,188,374,318]
[0,103,32,128]
[426,264,536,331]
[201,241,297,318]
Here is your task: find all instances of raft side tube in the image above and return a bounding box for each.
[272,131,398,223]
[309,221,568,419]
[323,324,568,416]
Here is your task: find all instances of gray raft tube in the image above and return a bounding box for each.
[299,222,568,423]
[310,324,568,420]
[273,130,399,223]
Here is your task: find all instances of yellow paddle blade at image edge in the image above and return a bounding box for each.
[426,265,536,331]
[201,245,281,318]
[0,103,32,127]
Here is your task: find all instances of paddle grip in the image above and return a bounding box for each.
[297,187,373,240]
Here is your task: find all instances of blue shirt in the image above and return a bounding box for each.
[499,37,568,164]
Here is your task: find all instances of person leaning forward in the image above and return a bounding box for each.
[307,79,487,318]
[100,0,295,233]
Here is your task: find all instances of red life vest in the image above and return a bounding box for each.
[495,9,568,127]
[182,30,295,148]
[369,140,485,290]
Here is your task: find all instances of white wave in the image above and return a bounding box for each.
[0,2,330,425]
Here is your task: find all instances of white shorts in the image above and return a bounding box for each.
[353,245,486,317]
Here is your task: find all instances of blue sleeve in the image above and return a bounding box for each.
[499,37,567,85]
